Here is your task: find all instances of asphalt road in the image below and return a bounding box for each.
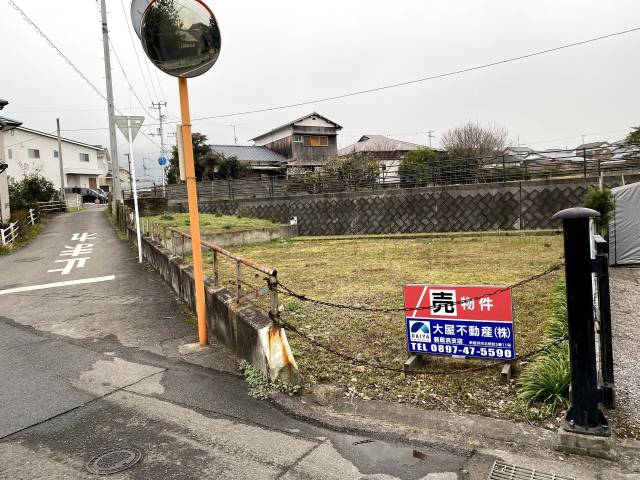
[0,208,468,479]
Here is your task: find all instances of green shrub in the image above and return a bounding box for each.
[159,212,174,221]
[584,186,615,236]
[544,280,568,343]
[9,175,57,211]
[517,344,570,413]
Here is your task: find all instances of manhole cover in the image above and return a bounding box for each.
[87,448,141,475]
[489,460,575,480]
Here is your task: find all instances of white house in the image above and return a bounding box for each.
[2,126,106,190]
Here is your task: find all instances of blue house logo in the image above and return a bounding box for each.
[408,320,431,342]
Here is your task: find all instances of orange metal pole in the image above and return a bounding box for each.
[178,77,208,346]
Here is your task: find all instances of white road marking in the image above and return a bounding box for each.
[0,275,115,295]
[47,257,90,275]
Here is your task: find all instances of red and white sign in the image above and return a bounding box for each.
[403,285,513,322]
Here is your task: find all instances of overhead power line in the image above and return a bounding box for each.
[7,0,161,148]
[190,25,640,122]
[7,0,108,103]
[117,0,158,102]
[108,36,159,120]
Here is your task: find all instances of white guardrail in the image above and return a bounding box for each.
[1,196,81,247]
[0,208,38,246]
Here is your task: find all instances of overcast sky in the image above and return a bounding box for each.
[2,0,639,182]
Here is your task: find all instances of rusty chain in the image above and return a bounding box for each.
[272,261,566,376]
[275,262,564,313]
[280,317,567,376]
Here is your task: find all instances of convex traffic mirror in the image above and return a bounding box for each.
[130,0,153,38]
[140,0,221,78]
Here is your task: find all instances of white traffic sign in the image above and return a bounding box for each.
[114,116,145,142]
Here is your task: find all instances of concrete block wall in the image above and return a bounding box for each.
[122,212,300,385]
[169,174,640,236]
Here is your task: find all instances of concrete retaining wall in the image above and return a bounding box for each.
[168,173,640,236]
[118,208,300,384]
[177,224,298,254]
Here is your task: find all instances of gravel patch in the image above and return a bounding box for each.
[609,267,640,437]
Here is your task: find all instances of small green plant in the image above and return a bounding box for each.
[222,224,232,230]
[0,244,11,255]
[159,212,174,221]
[200,220,210,227]
[544,280,568,342]
[517,344,570,414]
[240,360,271,399]
[214,212,223,218]
[184,218,190,226]
[584,186,615,236]
[239,360,301,399]
[284,301,303,313]
[517,278,570,415]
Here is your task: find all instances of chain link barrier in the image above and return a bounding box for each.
[273,261,565,376]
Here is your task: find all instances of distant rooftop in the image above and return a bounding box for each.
[251,112,342,141]
[0,115,22,131]
[338,135,428,155]
[210,145,288,164]
[575,141,610,150]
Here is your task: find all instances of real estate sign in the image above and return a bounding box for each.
[403,285,514,360]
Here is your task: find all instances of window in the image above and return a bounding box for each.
[54,150,59,158]
[303,135,329,147]
[293,135,302,143]
[7,149,12,159]
[28,148,40,159]
[79,153,90,162]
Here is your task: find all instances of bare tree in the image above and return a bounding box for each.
[441,121,509,159]
[440,121,510,183]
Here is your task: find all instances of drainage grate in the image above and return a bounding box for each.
[87,448,141,475]
[489,460,575,480]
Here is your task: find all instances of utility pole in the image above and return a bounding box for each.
[427,130,435,149]
[150,101,167,186]
[99,0,120,210]
[56,118,65,198]
[232,125,238,144]
[149,101,167,154]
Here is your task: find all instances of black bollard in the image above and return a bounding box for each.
[552,207,609,437]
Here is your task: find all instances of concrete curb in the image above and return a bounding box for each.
[268,391,640,468]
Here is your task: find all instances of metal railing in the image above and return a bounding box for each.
[37,196,81,212]
[122,154,640,203]
[141,218,280,322]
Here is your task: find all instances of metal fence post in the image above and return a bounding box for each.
[235,261,241,302]
[595,235,615,408]
[1,227,5,245]
[552,207,609,436]
[212,250,219,286]
[268,274,279,325]
[28,209,35,225]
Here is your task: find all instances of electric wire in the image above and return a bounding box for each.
[108,36,159,120]
[189,26,640,122]
[6,0,161,149]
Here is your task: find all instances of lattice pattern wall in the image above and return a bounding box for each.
[171,176,637,236]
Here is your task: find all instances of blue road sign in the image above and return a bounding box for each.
[158,156,168,166]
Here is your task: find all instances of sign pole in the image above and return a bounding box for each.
[178,77,208,346]
[552,207,609,436]
[127,118,143,264]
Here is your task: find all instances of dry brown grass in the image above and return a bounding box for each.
[189,233,565,425]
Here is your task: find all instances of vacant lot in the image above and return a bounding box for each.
[194,233,564,425]
[146,213,284,235]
